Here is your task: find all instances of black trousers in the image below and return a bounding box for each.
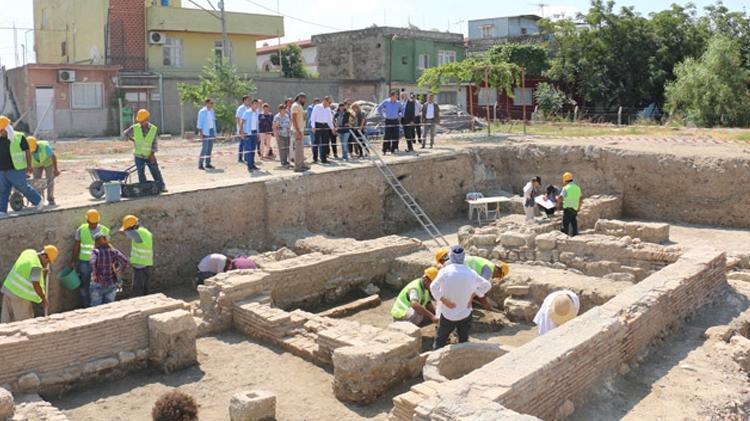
[314,123,331,163]
[434,314,472,349]
[133,266,152,296]
[402,117,415,151]
[383,119,400,153]
[562,208,579,236]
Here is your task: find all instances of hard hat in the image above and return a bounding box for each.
[86,209,100,224]
[26,136,38,153]
[562,172,574,182]
[435,247,449,265]
[424,266,439,281]
[0,115,9,130]
[136,109,150,123]
[499,262,510,278]
[120,214,139,231]
[43,245,59,263]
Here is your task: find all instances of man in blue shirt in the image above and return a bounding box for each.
[240,99,260,171]
[196,98,217,170]
[235,95,250,163]
[376,91,404,154]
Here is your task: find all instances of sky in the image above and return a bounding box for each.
[0,0,746,68]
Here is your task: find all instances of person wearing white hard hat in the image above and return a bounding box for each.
[533,290,580,335]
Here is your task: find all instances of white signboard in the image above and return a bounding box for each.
[478,87,496,106]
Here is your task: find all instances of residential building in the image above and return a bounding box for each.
[313,27,466,104]
[24,0,284,136]
[257,40,317,75]
[467,15,544,53]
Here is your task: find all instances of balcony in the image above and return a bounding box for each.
[147,6,284,40]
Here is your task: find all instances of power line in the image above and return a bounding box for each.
[238,0,344,31]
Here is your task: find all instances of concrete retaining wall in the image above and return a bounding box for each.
[0,294,186,395]
[393,247,727,420]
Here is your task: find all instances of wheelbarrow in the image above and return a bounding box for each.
[86,165,136,199]
[9,178,48,211]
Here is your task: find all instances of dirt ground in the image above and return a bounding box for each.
[52,332,414,421]
[574,280,750,420]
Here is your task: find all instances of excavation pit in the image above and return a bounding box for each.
[1,141,750,420]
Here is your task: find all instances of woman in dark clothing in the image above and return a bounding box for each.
[258,103,275,160]
[540,184,560,217]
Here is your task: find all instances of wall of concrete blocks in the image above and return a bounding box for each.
[0,295,188,395]
[392,247,727,420]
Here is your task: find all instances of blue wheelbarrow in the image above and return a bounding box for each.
[87,165,136,199]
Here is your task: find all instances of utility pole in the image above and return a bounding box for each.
[219,0,230,63]
[13,22,19,67]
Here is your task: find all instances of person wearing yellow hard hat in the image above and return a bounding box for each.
[123,109,167,193]
[463,255,509,282]
[1,245,58,322]
[557,171,582,236]
[391,267,439,326]
[532,290,580,335]
[434,247,449,267]
[118,214,153,296]
[70,209,110,307]
[0,115,44,216]
[28,136,60,206]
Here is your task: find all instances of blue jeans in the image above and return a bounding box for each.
[90,283,117,306]
[0,169,42,212]
[77,260,92,307]
[134,156,165,190]
[245,134,258,169]
[199,129,215,167]
[338,131,350,160]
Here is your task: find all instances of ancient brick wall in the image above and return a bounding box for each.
[0,295,185,394]
[395,247,727,420]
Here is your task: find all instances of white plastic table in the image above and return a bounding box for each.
[466,196,509,224]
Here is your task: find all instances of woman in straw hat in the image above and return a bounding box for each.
[533,290,580,335]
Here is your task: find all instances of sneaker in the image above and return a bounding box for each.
[198,166,205,170]
[248,166,260,171]
[205,164,216,169]
[35,201,45,211]
[47,200,56,206]
[294,168,307,173]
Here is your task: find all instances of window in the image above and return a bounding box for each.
[125,92,148,103]
[41,9,49,30]
[418,54,430,70]
[214,40,232,60]
[60,41,67,57]
[161,0,170,5]
[513,87,533,106]
[480,24,494,38]
[437,50,457,66]
[163,37,183,67]
[401,56,408,65]
[71,83,103,109]
[520,27,528,35]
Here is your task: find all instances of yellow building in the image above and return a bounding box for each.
[33,0,284,76]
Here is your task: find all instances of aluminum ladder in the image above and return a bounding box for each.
[349,129,450,248]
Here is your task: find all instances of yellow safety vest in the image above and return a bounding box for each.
[129,227,153,267]
[78,224,111,261]
[10,131,28,170]
[132,123,157,159]
[3,249,45,303]
[31,140,53,169]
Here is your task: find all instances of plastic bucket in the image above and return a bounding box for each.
[59,267,81,290]
[104,181,122,203]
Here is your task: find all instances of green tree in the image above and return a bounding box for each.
[665,36,750,127]
[270,44,308,78]
[178,57,255,131]
[534,82,570,119]
[485,43,548,76]
[417,58,520,97]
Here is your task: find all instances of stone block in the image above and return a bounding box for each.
[388,322,422,338]
[704,325,733,342]
[535,231,564,251]
[82,357,119,375]
[731,335,750,371]
[148,309,198,373]
[505,285,530,296]
[0,387,13,419]
[118,351,136,365]
[604,272,636,283]
[503,297,538,323]
[728,272,750,283]
[229,390,276,421]
[17,373,40,392]
[500,232,528,248]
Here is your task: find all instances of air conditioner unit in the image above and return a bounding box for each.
[149,31,166,45]
[58,70,76,83]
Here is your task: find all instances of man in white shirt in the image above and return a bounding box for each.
[309,96,335,164]
[195,253,230,287]
[196,98,216,170]
[533,290,580,335]
[523,176,542,224]
[413,94,423,146]
[430,246,492,349]
[236,95,250,163]
[421,94,440,148]
[240,100,260,171]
